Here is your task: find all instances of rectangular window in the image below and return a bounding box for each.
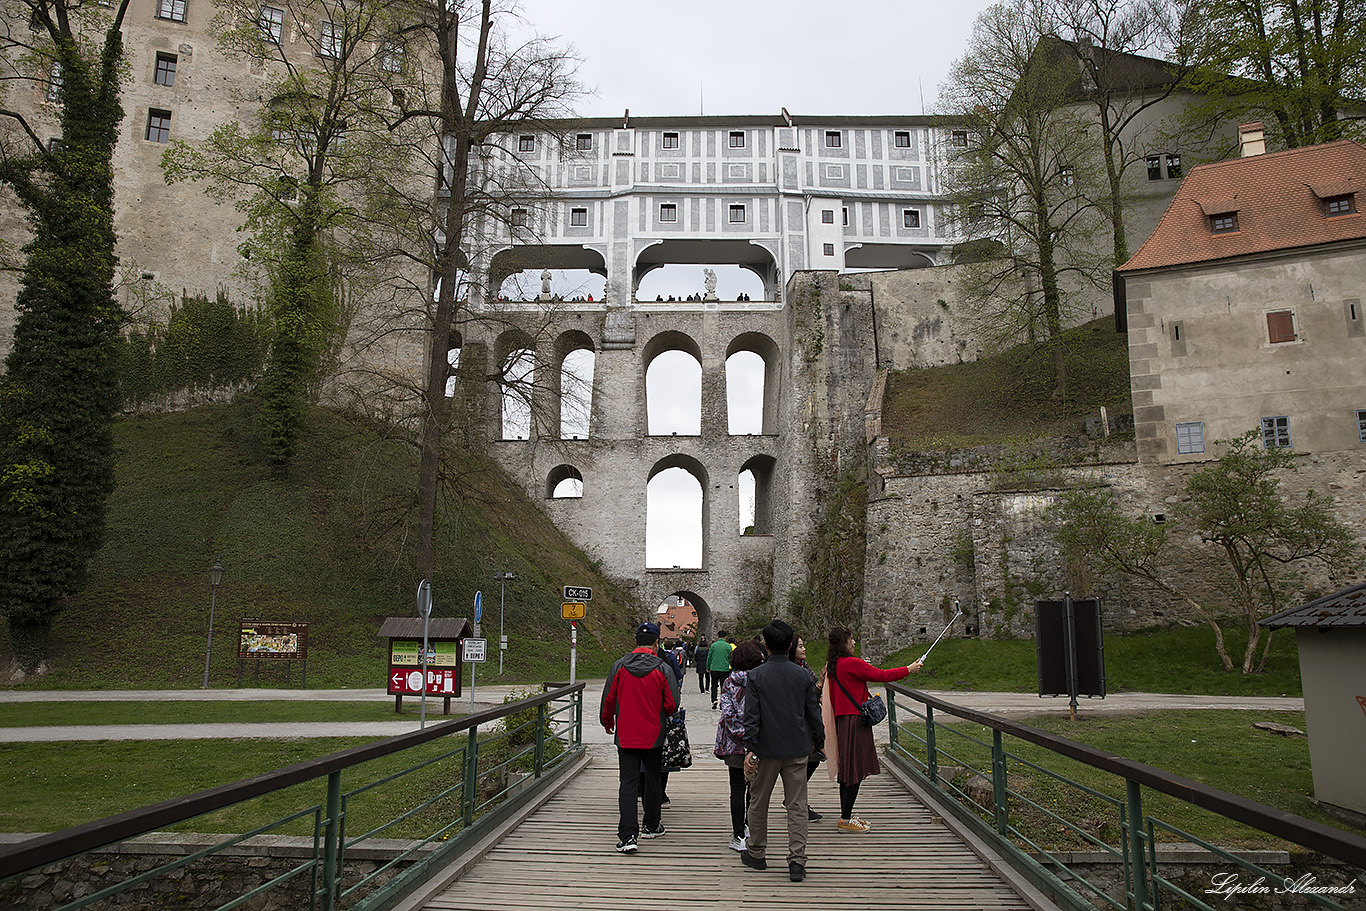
[518,135,535,152]
[380,41,403,73]
[821,209,835,224]
[47,138,64,155]
[1176,422,1205,454]
[903,209,921,228]
[661,132,679,150]
[319,21,342,57]
[1327,195,1356,216]
[510,208,527,227]
[259,5,283,42]
[46,62,61,102]
[951,130,968,148]
[894,130,911,148]
[576,133,592,151]
[157,0,186,22]
[154,53,177,86]
[1358,410,1366,443]
[825,130,842,148]
[1267,310,1296,343]
[659,203,677,223]
[145,108,172,143]
[1261,416,1291,449]
[823,243,835,256]
[1059,166,1075,186]
[1211,213,1238,233]
[1146,155,1162,180]
[1165,153,1182,178]
[569,207,587,227]
[729,131,745,149]
[842,207,849,226]
[728,204,746,223]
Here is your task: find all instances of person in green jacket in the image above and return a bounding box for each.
[706,631,734,708]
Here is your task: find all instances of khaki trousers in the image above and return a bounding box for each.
[745,755,809,865]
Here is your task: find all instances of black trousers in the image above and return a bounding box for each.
[617,746,662,839]
[709,670,728,703]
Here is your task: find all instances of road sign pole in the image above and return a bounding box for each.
[417,580,432,730]
[570,620,578,686]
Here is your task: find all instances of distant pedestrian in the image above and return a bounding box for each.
[706,632,734,707]
[824,625,921,833]
[740,620,824,882]
[713,641,766,851]
[694,637,709,692]
[600,622,679,854]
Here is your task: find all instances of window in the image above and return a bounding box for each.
[894,130,911,148]
[821,209,834,224]
[661,132,679,150]
[510,208,527,227]
[46,62,61,102]
[729,131,745,149]
[47,138,64,155]
[1358,410,1366,443]
[1211,213,1238,234]
[825,130,842,148]
[903,209,921,229]
[1267,310,1296,343]
[154,53,177,86]
[380,41,403,73]
[1261,416,1291,449]
[823,243,835,256]
[569,207,587,227]
[1326,195,1356,216]
[728,204,746,223]
[842,207,849,226]
[1146,155,1162,180]
[576,133,592,151]
[659,203,677,223]
[259,5,283,42]
[319,20,342,57]
[145,108,171,143]
[518,135,535,152]
[1165,153,1182,178]
[1176,422,1205,454]
[157,0,186,22]
[951,130,968,148]
[1059,166,1074,186]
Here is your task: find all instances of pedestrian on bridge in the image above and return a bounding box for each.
[713,641,766,852]
[740,620,824,882]
[693,637,709,693]
[601,622,680,854]
[824,625,922,833]
[707,631,734,708]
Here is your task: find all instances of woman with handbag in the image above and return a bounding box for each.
[713,641,765,851]
[823,625,922,832]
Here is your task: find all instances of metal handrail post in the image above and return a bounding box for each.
[1127,778,1150,910]
[463,728,479,829]
[574,690,583,745]
[926,705,938,784]
[992,729,1009,836]
[534,704,546,779]
[319,771,342,911]
[887,689,898,748]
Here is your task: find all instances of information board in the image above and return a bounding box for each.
[238,621,309,661]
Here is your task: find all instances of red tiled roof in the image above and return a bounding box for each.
[1118,140,1366,273]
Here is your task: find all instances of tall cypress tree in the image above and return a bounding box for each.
[0,3,129,673]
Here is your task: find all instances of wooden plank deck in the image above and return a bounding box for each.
[419,751,1044,911]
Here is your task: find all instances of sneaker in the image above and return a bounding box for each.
[837,818,871,833]
[807,808,823,821]
[740,850,767,871]
[727,835,745,852]
[788,862,806,882]
[641,823,666,839]
[615,835,638,853]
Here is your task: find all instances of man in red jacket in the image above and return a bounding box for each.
[600,621,680,854]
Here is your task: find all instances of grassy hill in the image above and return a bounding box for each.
[881,317,1133,449]
[0,404,639,689]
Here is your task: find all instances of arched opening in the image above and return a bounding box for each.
[726,332,781,435]
[443,331,463,398]
[643,331,703,437]
[653,593,699,642]
[636,265,764,302]
[488,245,608,303]
[498,269,606,302]
[634,238,780,302]
[546,464,584,499]
[843,244,938,271]
[495,330,535,441]
[647,456,707,569]
[556,331,595,439]
[739,454,776,535]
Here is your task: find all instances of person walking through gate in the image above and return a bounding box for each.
[706,631,734,708]
[600,622,679,854]
[823,625,921,832]
[740,620,824,882]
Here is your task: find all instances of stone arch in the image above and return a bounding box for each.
[646,454,709,569]
[488,244,607,301]
[546,464,584,499]
[738,454,777,535]
[660,589,711,641]
[634,239,780,301]
[553,330,595,439]
[443,330,464,398]
[725,331,781,435]
[643,331,703,436]
[494,328,536,441]
[843,244,938,270]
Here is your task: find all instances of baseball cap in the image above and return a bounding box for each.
[636,621,661,639]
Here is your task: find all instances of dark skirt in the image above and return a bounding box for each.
[835,714,880,785]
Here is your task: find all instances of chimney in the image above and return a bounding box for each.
[1239,122,1266,157]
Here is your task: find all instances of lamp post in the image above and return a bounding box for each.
[202,558,224,689]
[494,571,514,674]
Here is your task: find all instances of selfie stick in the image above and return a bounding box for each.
[918,606,963,665]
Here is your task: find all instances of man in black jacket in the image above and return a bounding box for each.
[740,619,824,882]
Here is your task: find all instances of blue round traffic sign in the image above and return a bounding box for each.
[474,590,483,623]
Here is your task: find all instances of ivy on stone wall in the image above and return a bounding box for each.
[117,292,268,409]
[795,472,867,635]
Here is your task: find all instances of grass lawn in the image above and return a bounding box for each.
[0,700,438,727]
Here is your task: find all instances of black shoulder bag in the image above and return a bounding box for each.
[832,662,888,727]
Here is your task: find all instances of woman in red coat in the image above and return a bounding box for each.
[823,626,922,832]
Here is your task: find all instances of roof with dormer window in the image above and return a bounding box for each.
[1118,140,1366,273]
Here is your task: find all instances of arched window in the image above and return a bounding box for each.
[443,333,463,398]
[500,346,534,440]
[547,464,584,499]
[647,458,706,568]
[557,332,595,439]
[644,332,703,436]
[726,350,764,434]
[739,454,776,534]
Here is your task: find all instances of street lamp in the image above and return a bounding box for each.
[202,558,224,689]
[494,571,514,674]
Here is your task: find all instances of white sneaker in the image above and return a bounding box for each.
[727,835,745,852]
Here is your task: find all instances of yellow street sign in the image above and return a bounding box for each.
[561,601,586,620]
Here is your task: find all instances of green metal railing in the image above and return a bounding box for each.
[886,684,1366,911]
[0,684,586,911]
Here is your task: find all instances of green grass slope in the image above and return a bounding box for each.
[0,405,638,689]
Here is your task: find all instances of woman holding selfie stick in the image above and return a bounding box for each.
[823,625,922,832]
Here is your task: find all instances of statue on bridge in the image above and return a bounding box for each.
[703,268,718,302]
[538,269,553,301]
